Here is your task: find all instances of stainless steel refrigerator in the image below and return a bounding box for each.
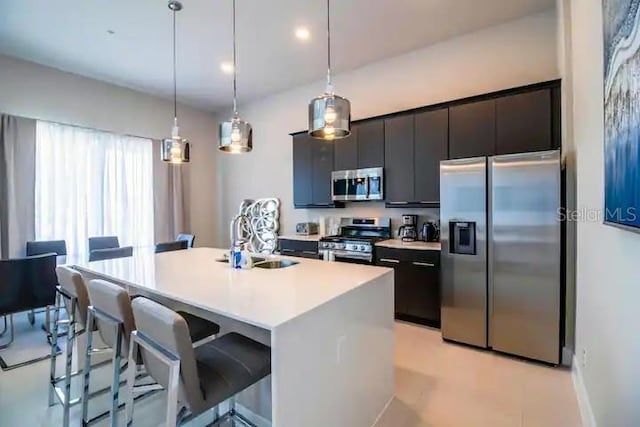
[440,150,561,364]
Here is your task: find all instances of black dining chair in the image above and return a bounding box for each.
[0,253,58,350]
[26,240,67,258]
[89,246,133,262]
[176,234,195,248]
[25,240,68,330]
[88,236,133,262]
[154,240,188,253]
[88,236,120,252]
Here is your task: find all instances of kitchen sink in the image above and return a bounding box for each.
[215,256,266,264]
[254,259,299,269]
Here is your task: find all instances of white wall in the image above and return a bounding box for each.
[565,1,640,425]
[215,10,559,244]
[0,53,219,246]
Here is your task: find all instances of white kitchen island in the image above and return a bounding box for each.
[73,247,394,427]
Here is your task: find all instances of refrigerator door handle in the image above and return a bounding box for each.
[487,156,494,347]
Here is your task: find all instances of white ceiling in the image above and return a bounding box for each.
[0,0,554,112]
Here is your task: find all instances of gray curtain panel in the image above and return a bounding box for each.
[0,114,36,259]
[152,139,188,244]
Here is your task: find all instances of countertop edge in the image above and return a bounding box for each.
[375,239,441,251]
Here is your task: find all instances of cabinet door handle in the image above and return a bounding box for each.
[387,201,408,205]
[412,261,435,267]
[302,251,318,255]
[379,258,400,264]
[281,249,295,253]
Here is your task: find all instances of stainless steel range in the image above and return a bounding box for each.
[319,217,391,264]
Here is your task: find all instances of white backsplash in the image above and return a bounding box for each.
[292,202,439,239]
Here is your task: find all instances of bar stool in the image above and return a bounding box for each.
[49,266,113,427]
[84,280,222,426]
[126,297,271,427]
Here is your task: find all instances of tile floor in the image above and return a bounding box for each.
[376,322,582,427]
[0,320,581,426]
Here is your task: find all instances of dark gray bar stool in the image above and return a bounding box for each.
[126,297,271,427]
[85,280,222,426]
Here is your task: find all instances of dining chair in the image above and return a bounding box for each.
[25,239,68,332]
[88,236,120,252]
[26,239,67,258]
[84,280,222,426]
[126,297,271,427]
[89,246,134,262]
[176,234,195,248]
[0,253,57,350]
[154,240,188,253]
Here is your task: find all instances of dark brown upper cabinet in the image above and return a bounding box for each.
[333,125,358,171]
[496,89,552,155]
[293,133,342,208]
[449,99,496,159]
[293,133,313,207]
[311,141,334,206]
[293,80,560,208]
[357,120,385,169]
[333,120,384,171]
[384,115,415,204]
[414,108,448,203]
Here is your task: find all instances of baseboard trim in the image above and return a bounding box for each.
[572,355,597,427]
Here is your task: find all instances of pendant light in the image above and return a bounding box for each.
[219,0,252,153]
[308,0,351,140]
[161,0,190,163]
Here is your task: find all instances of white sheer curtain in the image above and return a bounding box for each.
[35,121,155,257]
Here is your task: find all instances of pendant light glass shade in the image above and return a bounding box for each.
[309,93,351,139]
[162,119,190,163]
[162,0,190,164]
[219,117,252,153]
[219,0,253,153]
[309,0,351,140]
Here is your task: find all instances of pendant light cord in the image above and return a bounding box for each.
[172,7,178,121]
[326,0,332,90]
[232,0,238,116]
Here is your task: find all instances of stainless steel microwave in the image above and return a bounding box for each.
[331,167,384,201]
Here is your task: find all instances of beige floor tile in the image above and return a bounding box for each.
[1,321,580,427]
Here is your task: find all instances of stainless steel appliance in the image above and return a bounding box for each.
[440,150,562,364]
[319,217,391,264]
[331,167,384,201]
[421,221,439,242]
[295,222,318,236]
[398,214,418,242]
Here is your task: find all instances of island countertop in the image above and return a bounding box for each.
[72,247,393,331]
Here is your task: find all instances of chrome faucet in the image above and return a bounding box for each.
[229,214,248,249]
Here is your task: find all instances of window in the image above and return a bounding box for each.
[35,121,154,256]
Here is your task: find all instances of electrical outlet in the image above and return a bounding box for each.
[581,348,587,368]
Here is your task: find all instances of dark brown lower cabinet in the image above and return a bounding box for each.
[278,239,320,259]
[376,247,440,328]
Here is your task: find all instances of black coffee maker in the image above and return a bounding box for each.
[398,215,418,242]
[421,221,440,242]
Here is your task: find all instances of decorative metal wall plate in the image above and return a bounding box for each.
[236,198,280,253]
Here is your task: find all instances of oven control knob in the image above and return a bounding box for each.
[360,245,367,252]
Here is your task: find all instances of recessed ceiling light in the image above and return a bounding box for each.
[295,27,310,41]
[220,62,234,74]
